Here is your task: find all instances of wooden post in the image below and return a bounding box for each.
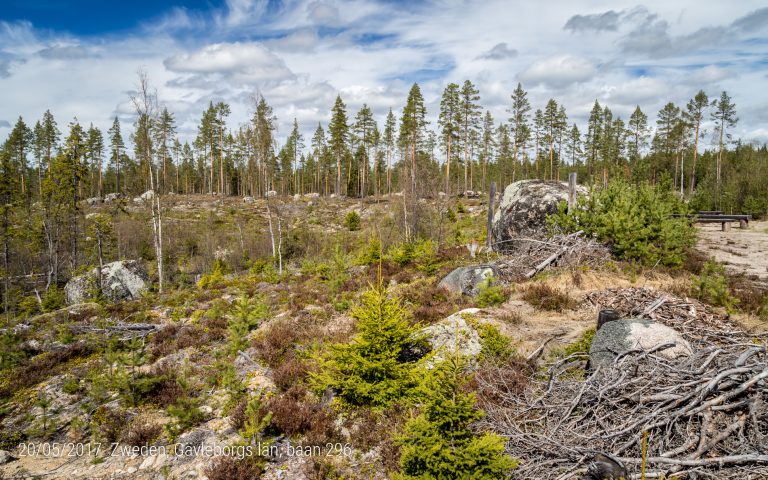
[486,181,496,250]
[567,172,577,214]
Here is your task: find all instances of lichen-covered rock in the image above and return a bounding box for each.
[133,190,155,204]
[265,190,278,197]
[438,265,496,296]
[492,180,588,251]
[589,318,693,369]
[243,196,255,203]
[104,192,123,203]
[420,309,483,366]
[64,260,149,304]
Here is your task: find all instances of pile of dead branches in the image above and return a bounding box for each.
[495,232,610,281]
[477,287,768,479]
[583,287,744,343]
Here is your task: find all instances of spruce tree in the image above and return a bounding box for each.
[438,83,461,194]
[329,95,349,196]
[314,285,421,408]
[396,356,518,480]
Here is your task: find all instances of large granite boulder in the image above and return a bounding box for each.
[438,265,496,296]
[133,190,155,204]
[420,309,483,367]
[65,260,150,304]
[492,180,588,251]
[589,318,693,369]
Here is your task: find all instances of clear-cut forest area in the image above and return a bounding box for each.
[2,1,768,479]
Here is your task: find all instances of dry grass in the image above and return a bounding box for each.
[204,456,263,480]
[520,284,577,312]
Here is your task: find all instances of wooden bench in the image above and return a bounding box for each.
[671,213,751,230]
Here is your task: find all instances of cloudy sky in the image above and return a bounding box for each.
[1,0,767,148]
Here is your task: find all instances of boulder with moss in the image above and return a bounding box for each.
[64,260,150,304]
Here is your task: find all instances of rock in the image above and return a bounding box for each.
[243,196,255,203]
[305,192,320,199]
[64,260,149,304]
[437,191,447,199]
[492,179,588,251]
[589,318,693,369]
[85,197,102,206]
[133,190,155,204]
[437,265,496,296]
[104,192,123,203]
[265,190,278,198]
[293,193,301,201]
[0,450,16,465]
[420,309,483,366]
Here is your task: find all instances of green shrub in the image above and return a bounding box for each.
[313,285,422,408]
[62,376,80,395]
[692,259,738,311]
[387,239,440,274]
[197,259,227,289]
[227,295,269,354]
[552,328,595,359]
[395,357,518,479]
[356,237,382,265]
[345,211,361,231]
[41,286,65,312]
[475,323,515,361]
[549,181,695,267]
[475,279,507,308]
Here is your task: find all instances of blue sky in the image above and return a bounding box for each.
[1,0,767,146]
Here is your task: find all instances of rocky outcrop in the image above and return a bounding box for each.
[438,265,496,296]
[492,180,588,251]
[589,318,693,369]
[64,260,149,304]
[420,309,483,366]
[104,192,123,203]
[133,190,155,204]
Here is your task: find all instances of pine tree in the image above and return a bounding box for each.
[480,110,495,190]
[329,95,349,196]
[508,83,531,177]
[107,117,124,194]
[154,107,176,194]
[0,144,20,318]
[311,123,327,194]
[383,108,397,195]
[252,95,276,195]
[6,118,33,199]
[684,90,708,192]
[627,106,649,162]
[543,99,559,180]
[399,83,428,197]
[396,356,518,480]
[567,123,582,167]
[711,91,737,197]
[585,101,603,179]
[85,125,104,197]
[353,105,376,197]
[438,83,461,194]
[458,80,481,191]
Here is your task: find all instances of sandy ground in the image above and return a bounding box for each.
[696,220,768,283]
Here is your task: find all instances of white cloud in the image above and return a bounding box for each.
[164,42,295,84]
[477,43,517,60]
[518,55,596,88]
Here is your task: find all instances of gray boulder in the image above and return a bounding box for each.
[492,180,588,251]
[420,309,483,367]
[64,260,150,304]
[85,197,102,206]
[589,318,693,369]
[104,192,123,203]
[243,196,255,203]
[133,190,155,204]
[438,265,496,296]
[265,190,278,198]
[0,450,16,465]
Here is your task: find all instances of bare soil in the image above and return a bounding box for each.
[696,220,768,283]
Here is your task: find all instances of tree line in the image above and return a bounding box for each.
[1,74,767,316]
